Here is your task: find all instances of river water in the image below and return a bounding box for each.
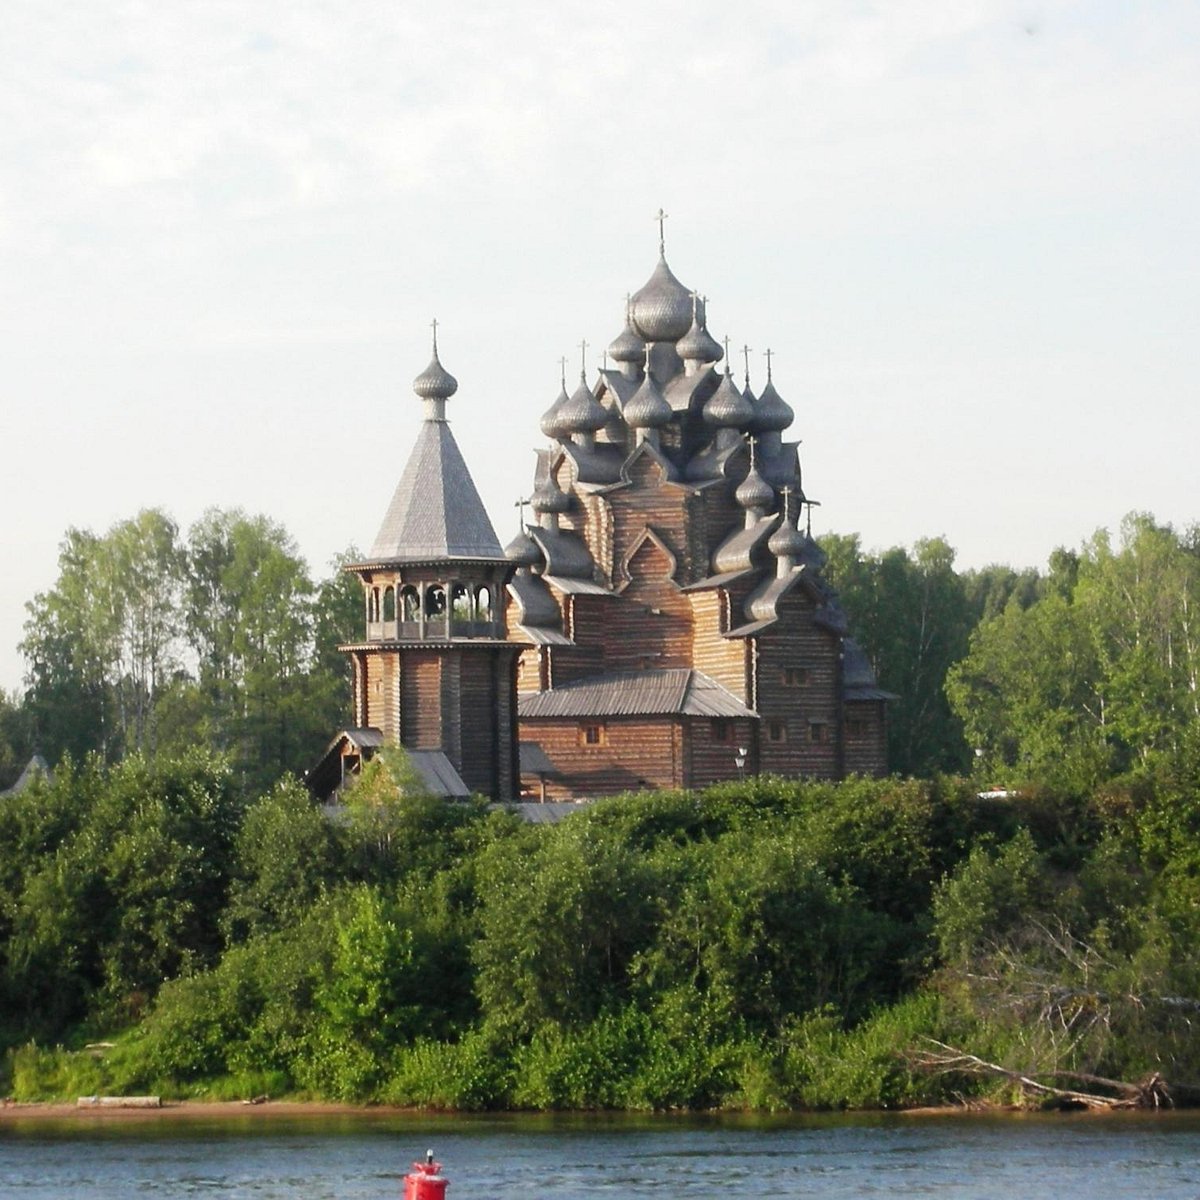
[3,1111,1200,1198]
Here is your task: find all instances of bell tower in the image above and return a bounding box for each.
[340,328,521,800]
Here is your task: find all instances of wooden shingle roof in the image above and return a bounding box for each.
[518,669,755,720]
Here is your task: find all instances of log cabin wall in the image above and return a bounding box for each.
[689,590,750,702]
[842,699,888,776]
[400,651,443,748]
[522,717,685,799]
[753,596,841,779]
[683,716,759,787]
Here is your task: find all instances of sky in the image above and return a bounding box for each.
[2,0,1199,694]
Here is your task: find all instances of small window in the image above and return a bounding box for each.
[711,719,731,743]
[782,667,810,687]
[809,722,828,744]
[767,719,787,743]
[579,723,606,747]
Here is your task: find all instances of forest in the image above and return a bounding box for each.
[3,507,1200,1110]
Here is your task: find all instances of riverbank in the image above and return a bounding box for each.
[0,1098,401,1123]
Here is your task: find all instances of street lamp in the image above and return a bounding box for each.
[734,746,747,782]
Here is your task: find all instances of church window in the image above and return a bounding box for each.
[767,719,786,743]
[809,722,828,744]
[426,585,446,616]
[476,586,492,621]
[782,667,809,686]
[370,587,381,622]
[579,723,607,747]
[383,586,396,622]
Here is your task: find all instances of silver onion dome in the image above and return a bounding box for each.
[752,378,794,434]
[768,512,807,559]
[608,302,646,365]
[531,476,572,514]
[736,463,775,513]
[413,342,458,401]
[557,375,608,434]
[504,528,543,567]
[540,383,572,439]
[677,312,723,364]
[631,255,695,343]
[703,369,754,428]
[624,364,672,429]
[799,532,828,570]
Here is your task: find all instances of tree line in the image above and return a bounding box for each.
[5,506,1199,796]
[3,508,360,796]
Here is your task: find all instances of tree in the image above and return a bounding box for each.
[183,510,334,791]
[948,514,1200,789]
[821,533,975,774]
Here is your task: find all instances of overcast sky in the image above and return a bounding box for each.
[2,1,1198,693]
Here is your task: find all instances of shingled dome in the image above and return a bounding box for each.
[631,255,695,343]
[412,347,458,401]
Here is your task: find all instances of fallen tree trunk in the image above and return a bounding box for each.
[909,1040,1171,1109]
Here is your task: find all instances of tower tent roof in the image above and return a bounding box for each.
[369,420,506,562]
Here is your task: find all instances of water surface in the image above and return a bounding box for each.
[3,1110,1200,1198]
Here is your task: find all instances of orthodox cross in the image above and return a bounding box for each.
[741,344,753,388]
[802,497,821,537]
[514,496,531,531]
[579,338,589,379]
[780,484,793,523]
[430,316,439,354]
[763,347,774,381]
[654,207,668,254]
[558,355,568,389]
[747,434,758,468]
[722,335,732,371]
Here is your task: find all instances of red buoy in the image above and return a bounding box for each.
[404,1150,448,1200]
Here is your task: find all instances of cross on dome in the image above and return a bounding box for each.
[654,207,668,254]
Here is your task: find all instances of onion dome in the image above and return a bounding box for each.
[703,368,754,428]
[768,511,807,560]
[736,462,775,512]
[624,354,672,429]
[608,300,646,365]
[752,378,794,434]
[557,374,608,435]
[531,475,571,514]
[677,297,723,365]
[413,340,458,401]
[631,255,694,343]
[799,533,828,570]
[504,528,543,567]
[540,381,572,439]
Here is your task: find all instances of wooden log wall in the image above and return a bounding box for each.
[520,718,684,800]
[842,699,888,777]
[689,590,750,701]
[753,593,841,779]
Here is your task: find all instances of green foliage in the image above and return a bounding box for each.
[948,513,1200,792]
[18,506,358,792]
[931,829,1048,965]
[223,778,342,940]
[0,751,242,1035]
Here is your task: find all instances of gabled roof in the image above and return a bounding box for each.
[369,421,506,563]
[519,668,755,720]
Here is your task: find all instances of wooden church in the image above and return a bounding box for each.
[308,233,891,804]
